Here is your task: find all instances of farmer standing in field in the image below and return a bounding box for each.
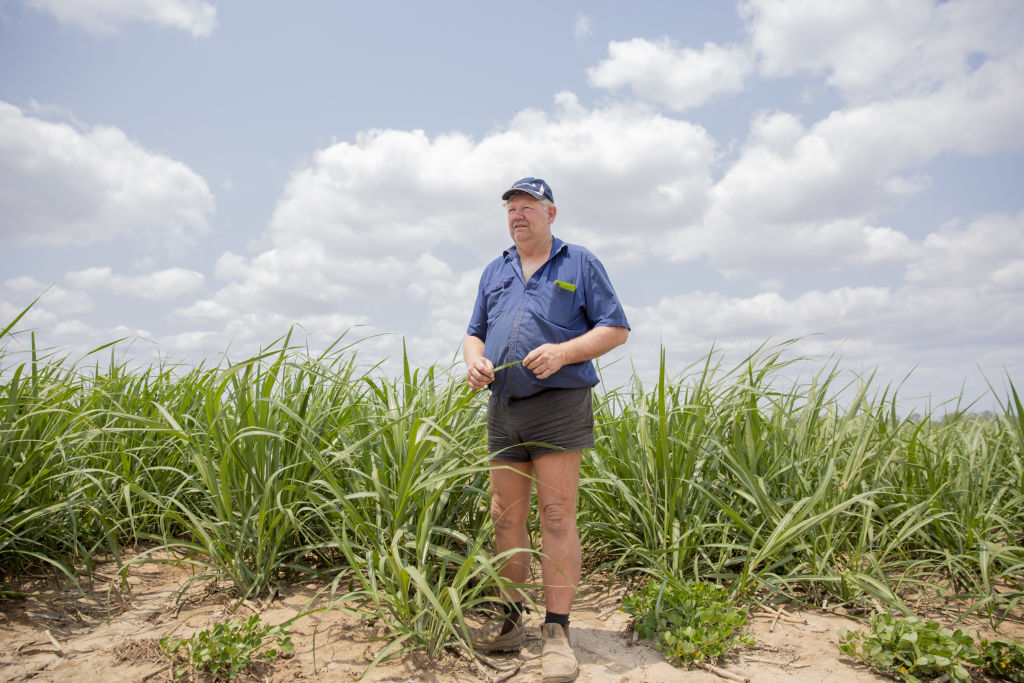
[464,177,629,682]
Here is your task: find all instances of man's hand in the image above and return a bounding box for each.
[463,334,494,390]
[523,327,628,380]
[466,356,495,390]
[523,343,567,380]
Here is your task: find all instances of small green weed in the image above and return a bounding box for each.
[621,578,753,666]
[160,614,293,680]
[838,613,979,683]
[980,638,1024,682]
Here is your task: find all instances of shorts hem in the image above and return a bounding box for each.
[489,441,594,463]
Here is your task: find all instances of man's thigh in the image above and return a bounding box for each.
[533,450,582,510]
[489,460,534,520]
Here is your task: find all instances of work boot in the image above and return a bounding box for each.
[469,611,525,652]
[541,623,579,682]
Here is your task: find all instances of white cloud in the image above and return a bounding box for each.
[3,276,94,314]
[905,212,1024,289]
[0,285,158,360]
[66,266,205,300]
[577,2,1023,279]
[670,45,1024,273]
[0,101,213,249]
[172,298,234,323]
[622,273,1023,404]
[742,0,1024,101]
[174,94,716,363]
[160,330,221,353]
[990,261,1024,291]
[267,93,712,267]
[25,0,217,38]
[747,110,805,153]
[587,38,752,111]
[4,2,1017,411]
[574,15,592,42]
[630,287,894,346]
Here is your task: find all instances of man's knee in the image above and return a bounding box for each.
[539,501,577,535]
[491,499,527,532]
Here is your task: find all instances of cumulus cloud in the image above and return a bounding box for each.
[0,101,214,249]
[4,276,93,314]
[669,43,1024,273]
[742,0,1024,101]
[5,1,1016,409]
[273,92,712,265]
[66,266,205,300]
[25,0,217,38]
[630,287,894,349]
[0,278,156,358]
[174,94,716,362]
[574,15,593,42]
[905,212,1024,289]
[172,298,234,323]
[587,38,752,111]
[622,269,1022,402]
[572,4,1023,279]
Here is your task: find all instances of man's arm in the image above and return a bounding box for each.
[463,334,495,389]
[522,326,629,380]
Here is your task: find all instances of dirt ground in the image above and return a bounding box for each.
[2,551,1021,682]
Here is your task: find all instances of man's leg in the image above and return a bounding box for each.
[471,460,534,653]
[489,460,534,602]
[533,451,582,614]
[535,450,582,683]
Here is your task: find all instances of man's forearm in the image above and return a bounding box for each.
[558,325,629,365]
[463,334,485,365]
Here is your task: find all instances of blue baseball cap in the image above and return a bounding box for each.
[501,177,554,203]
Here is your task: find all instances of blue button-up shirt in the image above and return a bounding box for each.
[467,236,630,404]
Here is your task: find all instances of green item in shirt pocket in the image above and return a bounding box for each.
[554,280,576,292]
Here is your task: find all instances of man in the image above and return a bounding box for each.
[464,177,629,682]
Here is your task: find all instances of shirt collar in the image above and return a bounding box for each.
[503,236,567,261]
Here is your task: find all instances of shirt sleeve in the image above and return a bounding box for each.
[583,255,630,330]
[466,269,490,339]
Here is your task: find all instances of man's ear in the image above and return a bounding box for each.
[548,205,557,223]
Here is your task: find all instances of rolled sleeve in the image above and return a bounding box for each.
[583,256,630,330]
[466,276,489,339]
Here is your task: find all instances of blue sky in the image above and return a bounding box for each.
[2,0,1023,411]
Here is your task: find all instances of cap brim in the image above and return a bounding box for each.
[501,187,546,201]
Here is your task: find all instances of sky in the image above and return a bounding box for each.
[1,0,1023,412]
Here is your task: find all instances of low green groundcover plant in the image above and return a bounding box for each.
[980,638,1024,682]
[622,577,753,666]
[160,615,293,680]
[838,613,979,683]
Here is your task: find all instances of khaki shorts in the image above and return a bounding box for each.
[487,387,595,462]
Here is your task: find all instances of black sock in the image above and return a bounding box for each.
[499,601,524,619]
[499,601,524,634]
[543,611,569,628]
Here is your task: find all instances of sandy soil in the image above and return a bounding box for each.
[2,551,1021,682]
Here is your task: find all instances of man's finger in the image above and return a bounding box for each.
[524,348,543,368]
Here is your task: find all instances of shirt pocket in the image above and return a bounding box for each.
[541,281,577,326]
[484,276,515,322]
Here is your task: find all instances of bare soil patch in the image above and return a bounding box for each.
[2,551,1021,682]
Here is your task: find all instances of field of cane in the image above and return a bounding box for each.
[2,312,1023,679]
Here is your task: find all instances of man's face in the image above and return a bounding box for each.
[506,193,555,247]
